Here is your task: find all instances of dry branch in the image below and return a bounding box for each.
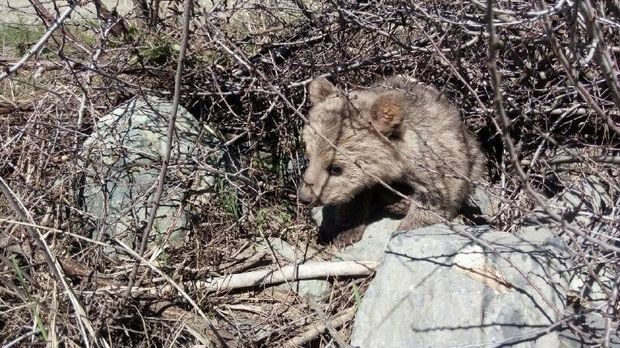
[92,260,376,296]
[126,0,194,295]
[191,261,378,293]
[0,177,97,345]
[286,307,356,347]
[0,6,74,82]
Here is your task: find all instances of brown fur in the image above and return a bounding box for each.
[298,75,485,247]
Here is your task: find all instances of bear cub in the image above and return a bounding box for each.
[298,75,485,247]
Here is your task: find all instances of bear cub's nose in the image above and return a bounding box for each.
[298,185,317,205]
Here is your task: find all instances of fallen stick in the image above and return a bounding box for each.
[192,261,378,293]
[521,155,620,166]
[92,260,377,297]
[286,307,357,347]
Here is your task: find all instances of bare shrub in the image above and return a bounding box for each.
[0,0,618,346]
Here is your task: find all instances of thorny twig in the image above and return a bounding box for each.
[0,6,74,82]
[0,177,97,346]
[125,0,194,295]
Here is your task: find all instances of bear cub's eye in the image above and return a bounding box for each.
[327,164,343,176]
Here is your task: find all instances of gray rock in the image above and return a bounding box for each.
[351,224,571,347]
[555,175,612,227]
[335,217,401,262]
[267,237,331,299]
[464,185,502,220]
[523,175,619,346]
[80,95,217,254]
[541,175,617,305]
[312,206,402,262]
[310,206,325,227]
[277,278,332,300]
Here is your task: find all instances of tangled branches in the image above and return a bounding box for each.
[0,0,618,346]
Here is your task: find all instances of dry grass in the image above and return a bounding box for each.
[1,0,619,346]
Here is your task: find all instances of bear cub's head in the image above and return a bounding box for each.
[298,77,410,206]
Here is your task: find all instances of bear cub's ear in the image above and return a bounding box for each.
[309,77,337,105]
[371,91,408,137]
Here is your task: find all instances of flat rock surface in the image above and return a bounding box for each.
[351,224,571,348]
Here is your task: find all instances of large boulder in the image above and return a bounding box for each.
[80,95,219,254]
[351,224,571,347]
